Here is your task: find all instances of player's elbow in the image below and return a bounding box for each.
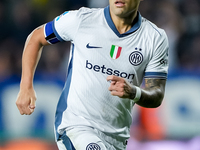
[145,99,163,108]
[151,92,164,108]
[138,90,164,108]
[153,99,163,108]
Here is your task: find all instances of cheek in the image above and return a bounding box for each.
[129,1,140,9]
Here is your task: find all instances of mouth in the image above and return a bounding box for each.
[115,0,125,7]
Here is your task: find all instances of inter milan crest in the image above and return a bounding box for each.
[129,48,143,66]
[86,143,101,150]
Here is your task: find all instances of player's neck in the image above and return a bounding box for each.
[111,11,137,34]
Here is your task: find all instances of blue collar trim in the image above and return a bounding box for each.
[104,6,142,38]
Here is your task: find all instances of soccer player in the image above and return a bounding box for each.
[16,0,169,149]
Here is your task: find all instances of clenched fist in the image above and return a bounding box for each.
[16,87,36,115]
[107,75,136,99]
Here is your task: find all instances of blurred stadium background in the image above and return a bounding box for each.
[0,0,200,149]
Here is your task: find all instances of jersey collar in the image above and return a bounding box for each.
[104,6,142,38]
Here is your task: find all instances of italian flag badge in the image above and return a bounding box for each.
[110,45,122,59]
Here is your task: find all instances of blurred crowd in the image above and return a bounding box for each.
[0,0,200,84]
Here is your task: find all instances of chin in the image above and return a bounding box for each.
[114,9,126,16]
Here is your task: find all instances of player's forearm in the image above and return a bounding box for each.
[20,29,44,89]
[107,76,166,108]
[135,79,166,108]
[136,87,164,108]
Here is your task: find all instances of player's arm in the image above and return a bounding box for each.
[16,25,50,115]
[107,75,166,108]
[136,78,166,108]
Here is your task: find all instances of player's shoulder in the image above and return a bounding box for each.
[75,7,103,18]
[141,17,167,39]
[56,7,103,26]
[78,7,102,13]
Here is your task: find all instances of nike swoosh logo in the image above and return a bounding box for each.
[86,43,102,49]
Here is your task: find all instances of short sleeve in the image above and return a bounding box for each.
[44,9,81,44]
[144,30,169,79]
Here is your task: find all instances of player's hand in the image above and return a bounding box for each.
[16,87,37,115]
[107,75,136,99]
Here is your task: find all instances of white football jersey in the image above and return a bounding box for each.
[44,6,169,143]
